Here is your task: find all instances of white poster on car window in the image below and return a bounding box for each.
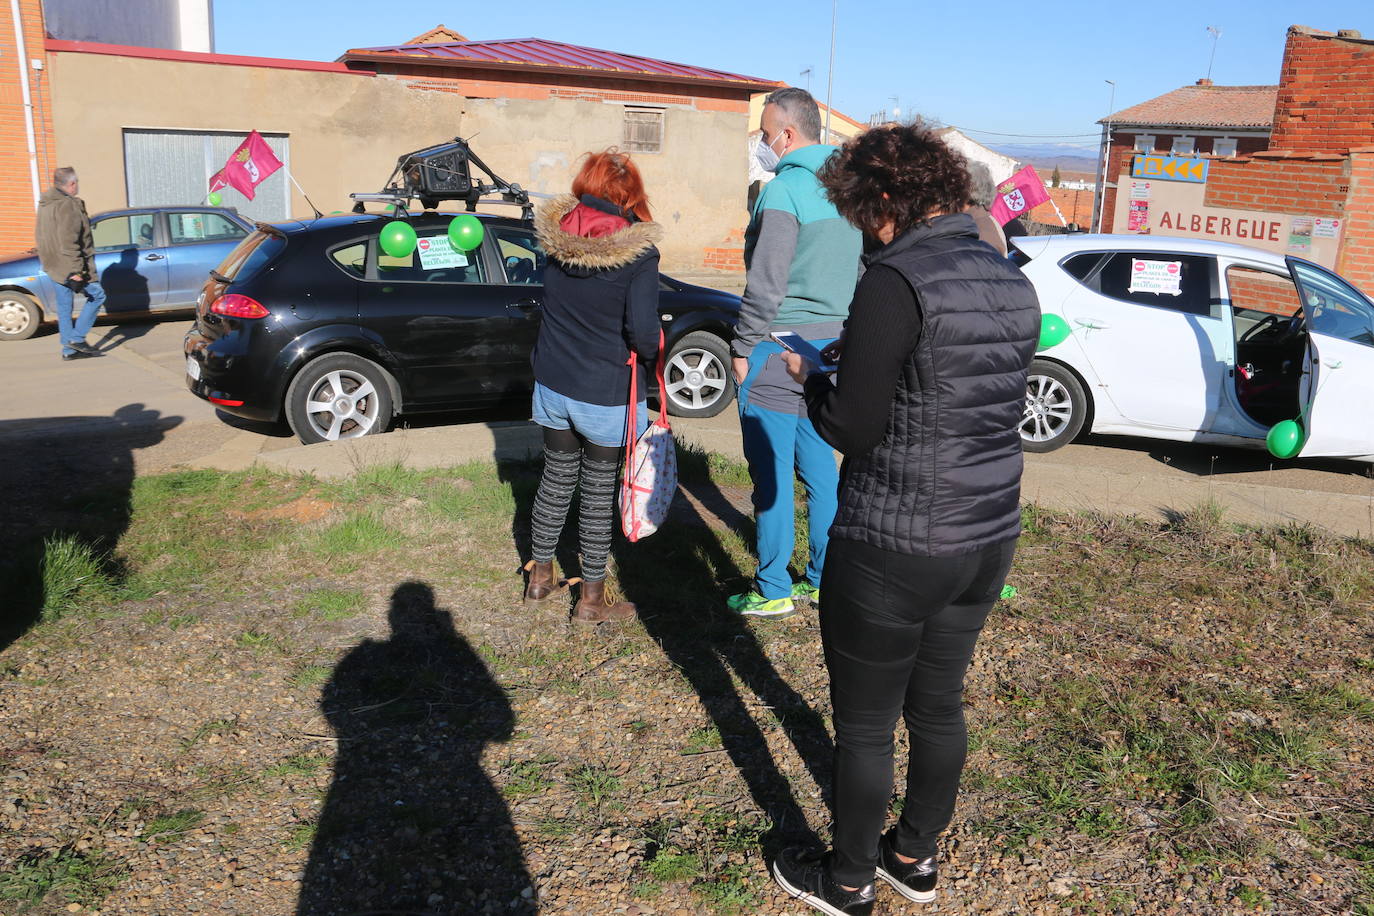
[1128,259,1182,296]
[177,213,205,241]
[415,235,469,269]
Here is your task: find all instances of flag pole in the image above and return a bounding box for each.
[1047,195,1068,227]
[285,168,323,219]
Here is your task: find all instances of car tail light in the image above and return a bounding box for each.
[210,294,269,319]
[208,396,245,407]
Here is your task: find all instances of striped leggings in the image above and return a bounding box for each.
[530,427,622,582]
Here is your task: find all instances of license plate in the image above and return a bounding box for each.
[186,356,201,381]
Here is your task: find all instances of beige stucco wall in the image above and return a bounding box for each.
[47,52,749,271]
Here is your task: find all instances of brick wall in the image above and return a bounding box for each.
[1101,131,1269,231]
[1029,186,1093,228]
[702,226,744,272]
[1337,150,1374,295]
[1204,155,1349,215]
[0,0,54,252]
[1269,29,1374,154]
[1226,267,1302,317]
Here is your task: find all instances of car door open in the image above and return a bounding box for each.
[1286,257,1374,459]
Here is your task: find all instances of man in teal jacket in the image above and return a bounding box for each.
[728,88,862,618]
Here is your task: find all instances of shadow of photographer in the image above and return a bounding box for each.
[297,582,535,915]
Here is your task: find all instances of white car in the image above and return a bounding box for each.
[1012,234,1374,462]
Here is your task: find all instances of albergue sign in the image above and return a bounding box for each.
[1155,211,1282,243]
[1111,173,1342,270]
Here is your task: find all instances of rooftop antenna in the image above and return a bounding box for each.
[800,66,813,93]
[1206,26,1222,81]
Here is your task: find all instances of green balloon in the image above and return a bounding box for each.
[1266,419,1304,459]
[207,191,223,207]
[379,220,417,258]
[1038,313,1071,350]
[448,214,485,252]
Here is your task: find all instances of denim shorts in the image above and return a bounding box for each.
[531,382,647,448]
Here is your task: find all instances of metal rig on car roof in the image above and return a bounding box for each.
[349,137,535,221]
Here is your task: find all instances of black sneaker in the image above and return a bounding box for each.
[875,830,937,903]
[60,349,101,360]
[771,847,875,916]
[69,340,101,355]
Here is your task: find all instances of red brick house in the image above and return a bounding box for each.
[1095,25,1374,295]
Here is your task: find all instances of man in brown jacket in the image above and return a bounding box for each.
[36,166,106,360]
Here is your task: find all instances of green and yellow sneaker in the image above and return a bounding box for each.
[726,590,797,618]
[791,582,821,605]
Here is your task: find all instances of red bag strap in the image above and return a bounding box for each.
[625,331,671,444]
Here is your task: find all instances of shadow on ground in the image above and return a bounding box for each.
[0,403,181,651]
[298,581,535,915]
[501,445,834,858]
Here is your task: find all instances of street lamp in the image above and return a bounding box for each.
[1092,79,1116,233]
[824,0,837,142]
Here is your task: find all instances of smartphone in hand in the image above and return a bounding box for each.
[771,331,837,372]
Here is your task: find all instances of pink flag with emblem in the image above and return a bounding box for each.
[990,165,1051,225]
[212,131,282,201]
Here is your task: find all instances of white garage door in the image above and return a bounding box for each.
[123,129,290,223]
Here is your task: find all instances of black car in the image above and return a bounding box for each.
[184,211,740,444]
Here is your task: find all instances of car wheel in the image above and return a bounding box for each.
[662,330,735,418]
[285,353,395,445]
[0,290,42,341]
[1021,359,1088,453]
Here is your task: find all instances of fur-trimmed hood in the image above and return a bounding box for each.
[535,194,663,273]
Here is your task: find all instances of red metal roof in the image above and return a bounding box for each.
[1103,84,1278,130]
[341,37,780,89]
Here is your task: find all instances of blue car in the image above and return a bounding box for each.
[0,206,254,341]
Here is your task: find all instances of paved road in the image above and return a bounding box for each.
[5,316,1373,536]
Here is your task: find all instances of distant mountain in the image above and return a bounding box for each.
[990,143,1100,174]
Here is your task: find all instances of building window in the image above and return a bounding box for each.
[1171,136,1196,155]
[1133,134,1156,153]
[1212,137,1238,158]
[622,107,664,153]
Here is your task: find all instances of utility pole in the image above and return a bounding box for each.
[890,96,900,124]
[824,0,837,142]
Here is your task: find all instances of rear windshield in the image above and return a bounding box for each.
[215,230,285,283]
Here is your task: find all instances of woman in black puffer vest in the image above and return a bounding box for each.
[769,125,1040,915]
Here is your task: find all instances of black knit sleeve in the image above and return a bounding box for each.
[802,264,921,455]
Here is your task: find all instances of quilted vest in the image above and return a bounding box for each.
[829,214,1040,557]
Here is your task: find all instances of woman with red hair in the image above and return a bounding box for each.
[523,150,663,622]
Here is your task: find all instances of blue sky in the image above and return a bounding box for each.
[215,1,1371,154]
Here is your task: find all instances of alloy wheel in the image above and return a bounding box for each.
[665,347,728,413]
[1021,374,1075,443]
[302,369,382,441]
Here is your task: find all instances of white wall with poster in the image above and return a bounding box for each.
[1110,173,1343,270]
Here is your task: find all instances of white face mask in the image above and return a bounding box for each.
[753,130,787,173]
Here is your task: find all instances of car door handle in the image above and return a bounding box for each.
[144,253,165,261]
[1073,318,1109,330]
[506,299,540,311]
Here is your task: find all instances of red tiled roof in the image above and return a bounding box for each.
[341,37,780,90]
[1103,84,1277,130]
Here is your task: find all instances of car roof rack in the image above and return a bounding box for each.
[350,136,535,221]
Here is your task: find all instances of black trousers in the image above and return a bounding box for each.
[820,536,1016,887]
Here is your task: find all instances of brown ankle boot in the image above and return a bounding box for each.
[572,578,636,623]
[522,559,558,604]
